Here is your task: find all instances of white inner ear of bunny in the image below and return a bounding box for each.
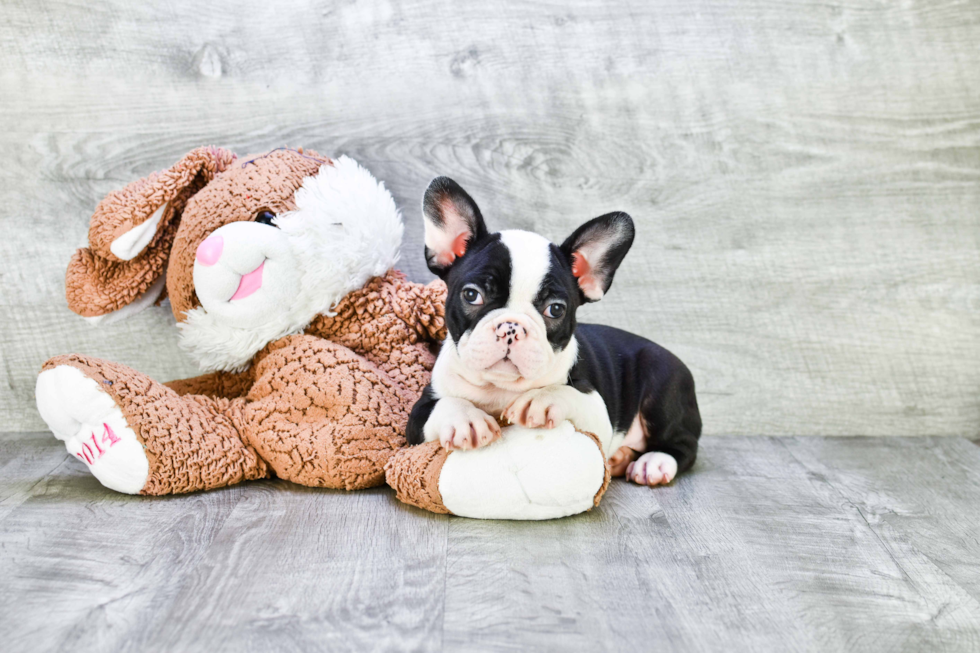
[178,156,403,373]
[83,272,167,327]
[110,202,167,261]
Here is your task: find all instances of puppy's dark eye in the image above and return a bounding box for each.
[543,302,566,319]
[255,210,278,227]
[461,285,484,306]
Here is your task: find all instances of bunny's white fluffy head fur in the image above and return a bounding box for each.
[178,156,403,372]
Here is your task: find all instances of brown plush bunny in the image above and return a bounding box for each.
[36,147,448,495]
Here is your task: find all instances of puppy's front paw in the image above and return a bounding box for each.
[625,452,678,487]
[504,387,570,429]
[424,398,501,451]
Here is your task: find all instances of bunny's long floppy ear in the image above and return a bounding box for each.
[66,146,236,322]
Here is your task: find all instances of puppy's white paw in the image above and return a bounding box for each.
[423,397,501,451]
[626,452,678,487]
[36,365,149,494]
[504,386,571,429]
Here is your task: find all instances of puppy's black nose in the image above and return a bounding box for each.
[494,321,526,343]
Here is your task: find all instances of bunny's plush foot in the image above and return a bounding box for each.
[38,354,268,495]
[36,364,149,493]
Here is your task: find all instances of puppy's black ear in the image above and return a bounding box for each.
[422,177,489,278]
[559,212,635,302]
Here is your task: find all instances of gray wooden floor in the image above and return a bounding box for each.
[2,433,978,652]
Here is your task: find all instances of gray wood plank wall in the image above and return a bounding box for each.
[2,0,978,435]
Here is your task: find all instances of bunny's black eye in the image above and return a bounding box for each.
[255,210,278,227]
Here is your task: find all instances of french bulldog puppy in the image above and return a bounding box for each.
[405,178,702,486]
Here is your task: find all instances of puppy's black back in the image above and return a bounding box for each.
[570,324,702,472]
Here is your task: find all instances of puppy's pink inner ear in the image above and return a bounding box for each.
[571,252,604,300]
[430,198,472,266]
[433,232,470,267]
[571,251,590,278]
[452,233,468,257]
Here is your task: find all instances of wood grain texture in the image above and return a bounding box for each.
[3,433,980,652]
[2,0,979,435]
[442,437,980,652]
[139,486,447,653]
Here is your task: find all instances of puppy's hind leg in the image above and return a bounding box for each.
[625,363,702,487]
[608,414,645,477]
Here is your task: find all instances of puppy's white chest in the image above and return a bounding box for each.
[432,370,520,417]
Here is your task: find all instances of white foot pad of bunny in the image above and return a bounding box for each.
[626,452,678,486]
[36,365,148,494]
[424,397,501,451]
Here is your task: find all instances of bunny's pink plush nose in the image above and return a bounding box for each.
[196,235,223,266]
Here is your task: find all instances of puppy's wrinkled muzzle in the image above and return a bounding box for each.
[494,320,527,344]
[458,312,550,381]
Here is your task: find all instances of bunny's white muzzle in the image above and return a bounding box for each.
[192,221,300,330]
